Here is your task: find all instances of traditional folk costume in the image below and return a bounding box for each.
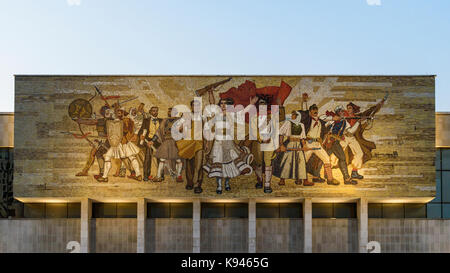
[75,114,110,178]
[320,106,357,185]
[248,112,279,193]
[297,109,336,185]
[218,80,292,194]
[97,109,142,182]
[273,114,308,183]
[332,100,385,179]
[152,117,183,182]
[176,114,204,193]
[141,115,161,181]
[330,110,364,179]
[203,111,253,194]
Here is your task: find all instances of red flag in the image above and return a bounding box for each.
[219,80,292,108]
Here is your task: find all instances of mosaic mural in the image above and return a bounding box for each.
[14,76,435,198]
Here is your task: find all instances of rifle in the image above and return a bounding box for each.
[195,77,232,97]
[342,116,375,120]
[118,96,139,106]
[274,147,321,153]
[272,147,320,159]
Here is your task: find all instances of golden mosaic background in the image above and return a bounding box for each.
[14,75,435,199]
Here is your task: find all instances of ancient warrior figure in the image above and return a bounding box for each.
[96,107,142,182]
[75,105,112,178]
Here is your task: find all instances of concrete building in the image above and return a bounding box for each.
[0,75,448,253]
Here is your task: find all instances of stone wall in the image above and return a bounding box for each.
[368,219,450,252]
[2,218,450,252]
[0,114,13,147]
[0,219,80,253]
[256,219,303,253]
[312,219,359,253]
[89,218,137,253]
[146,218,193,253]
[200,219,248,253]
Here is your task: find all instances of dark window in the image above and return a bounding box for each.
[116,203,137,218]
[405,204,426,218]
[45,203,68,218]
[432,171,442,203]
[436,149,441,171]
[93,203,116,218]
[442,149,450,170]
[170,203,193,218]
[279,203,303,218]
[427,203,442,219]
[256,203,279,218]
[368,204,383,218]
[68,203,81,218]
[442,171,450,203]
[24,203,45,218]
[382,204,405,218]
[201,203,225,218]
[225,203,248,218]
[92,203,137,218]
[443,204,450,219]
[312,203,333,218]
[23,203,81,218]
[334,203,356,218]
[147,203,170,218]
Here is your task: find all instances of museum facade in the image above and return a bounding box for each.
[0,75,449,253]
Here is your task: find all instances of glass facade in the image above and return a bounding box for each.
[429,148,450,218]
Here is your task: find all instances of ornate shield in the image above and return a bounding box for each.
[106,120,123,147]
[68,99,93,120]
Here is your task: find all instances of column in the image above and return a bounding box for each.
[248,199,256,253]
[357,198,368,253]
[137,198,147,253]
[80,198,92,253]
[303,198,312,253]
[193,199,201,253]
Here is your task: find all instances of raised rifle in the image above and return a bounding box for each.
[195,77,232,97]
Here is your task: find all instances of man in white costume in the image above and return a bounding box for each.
[96,107,142,182]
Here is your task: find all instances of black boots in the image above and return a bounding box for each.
[351,170,364,179]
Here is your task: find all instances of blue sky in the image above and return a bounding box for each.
[1,0,449,112]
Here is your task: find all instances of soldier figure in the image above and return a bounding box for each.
[320,105,357,185]
[298,104,338,185]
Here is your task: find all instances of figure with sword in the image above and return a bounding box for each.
[96,105,143,182]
